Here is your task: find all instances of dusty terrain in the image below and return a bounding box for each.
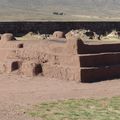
[0,74,119,120]
[0,0,120,21]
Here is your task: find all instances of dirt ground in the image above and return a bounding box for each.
[0,74,120,120]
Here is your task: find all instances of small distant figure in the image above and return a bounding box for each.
[53,12,65,16]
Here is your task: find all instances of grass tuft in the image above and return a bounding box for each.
[27,97,120,120]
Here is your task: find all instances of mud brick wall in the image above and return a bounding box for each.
[0,22,120,36]
[0,22,120,82]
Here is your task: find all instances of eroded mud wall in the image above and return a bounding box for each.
[0,22,120,36]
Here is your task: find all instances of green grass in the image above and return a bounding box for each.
[27,97,120,120]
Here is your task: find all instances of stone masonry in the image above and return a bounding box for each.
[1,33,120,82]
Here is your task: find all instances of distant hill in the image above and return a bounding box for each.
[0,0,120,21]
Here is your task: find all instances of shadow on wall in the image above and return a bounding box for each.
[78,42,120,54]
[34,64,43,75]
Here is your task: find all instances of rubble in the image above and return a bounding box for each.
[102,30,120,40]
[16,32,50,40]
[65,29,100,40]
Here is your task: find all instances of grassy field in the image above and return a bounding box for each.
[28,96,120,120]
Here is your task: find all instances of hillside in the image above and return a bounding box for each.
[0,0,120,21]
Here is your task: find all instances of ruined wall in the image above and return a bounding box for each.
[1,22,120,83]
[1,33,120,83]
[0,22,120,36]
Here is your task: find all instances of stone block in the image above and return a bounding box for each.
[52,31,64,38]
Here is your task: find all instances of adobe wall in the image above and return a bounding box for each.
[0,22,120,36]
[0,35,120,83]
[0,22,120,83]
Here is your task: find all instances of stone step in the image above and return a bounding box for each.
[81,65,120,83]
[47,52,120,67]
[79,52,120,67]
[78,42,120,54]
[66,38,120,54]
[42,63,120,83]
[40,52,120,67]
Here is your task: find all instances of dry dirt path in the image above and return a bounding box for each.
[0,74,120,120]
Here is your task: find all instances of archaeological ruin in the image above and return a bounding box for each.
[0,22,120,83]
